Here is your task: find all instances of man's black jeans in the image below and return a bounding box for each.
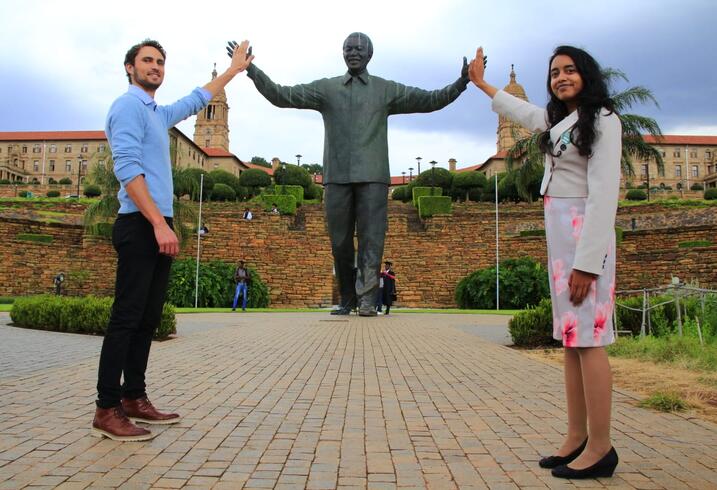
[96,212,173,409]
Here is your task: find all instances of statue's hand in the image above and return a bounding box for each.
[461,56,469,83]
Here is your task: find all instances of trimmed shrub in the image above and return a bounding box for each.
[10,295,176,339]
[48,178,57,184]
[210,183,237,201]
[273,164,312,190]
[690,183,704,191]
[83,184,102,197]
[450,171,487,201]
[391,185,408,201]
[175,168,214,201]
[59,177,72,185]
[625,189,647,201]
[705,189,717,200]
[678,240,712,248]
[18,190,31,198]
[519,229,546,237]
[0,179,11,185]
[239,168,271,196]
[46,190,60,198]
[412,186,443,206]
[455,257,549,310]
[468,187,483,202]
[508,298,559,347]
[414,167,453,195]
[304,183,323,201]
[272,184,304,205]
[166,259,269,308]
[260,194,297,215]
[418,195,451,218]
[209,169,243,196]
[17,233,53,244]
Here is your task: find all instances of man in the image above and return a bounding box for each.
[243,207,253,220]
[227,33,470,316]
[232,260,250,311]
[93,38,253,441]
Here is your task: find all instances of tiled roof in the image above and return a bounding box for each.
[201,147,236,157]
[642,135,717,145]
[0,131,107,141]
[244,162,274,175]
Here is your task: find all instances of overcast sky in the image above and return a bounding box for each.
[1,0,715,176]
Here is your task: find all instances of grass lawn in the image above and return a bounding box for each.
[174,307,520,315]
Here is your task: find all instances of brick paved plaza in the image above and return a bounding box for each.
[1,312,716,489]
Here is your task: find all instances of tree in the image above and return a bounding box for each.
[506,68,664,201]
[83,149,196,245]
[273,164,312,189]
[250,156,271,168]
[300,163,323,175]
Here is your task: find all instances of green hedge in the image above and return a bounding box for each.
[519,229,546,237]
[625,189,647,201]
[705,189,717,200]
[259,194,297,215]
[418,196,451,218]
[84,184,102,197]
[210,183,236,201]
[455,257,549,310]
[271,184,304,205]
[17,233,53,244]
[508,298,559,347]
[46,190,60,198]
[391,185,409,201]
[166,259,269,308]
[10,295,176,339]
[678,240,712,248]
[412,186,442,206]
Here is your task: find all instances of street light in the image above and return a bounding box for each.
[416,156,422,176]
[280,163,286,194]
[401,171,406,184]
[408,167,413,182]
[76,155,83,197]
[295,154,302,165]
[429,160,437,195]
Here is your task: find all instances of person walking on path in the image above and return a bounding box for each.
[93,38,253,442]
[229,33,469,317]
[232,260,250,311]
[469,45,621,479]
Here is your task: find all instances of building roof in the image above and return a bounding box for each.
[0,130,107,141]
[643,135,717,145]
[244,162,274,175]
[201,147,236,157]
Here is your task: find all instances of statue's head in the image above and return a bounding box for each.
[343,32,373,74]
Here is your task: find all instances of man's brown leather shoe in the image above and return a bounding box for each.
[121,397,181,425]
[91,406,154,441]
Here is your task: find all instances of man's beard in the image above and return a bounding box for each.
[135,73,162,91]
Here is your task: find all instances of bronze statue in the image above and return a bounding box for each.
[228,33,476,316]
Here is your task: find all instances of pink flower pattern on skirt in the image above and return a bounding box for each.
[545,197,615,347]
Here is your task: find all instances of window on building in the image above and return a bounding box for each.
[673,149,681,158]
[214,163,219,169]
[33,160,39,171]
[660,150,666,157]
[675,165,682,177]
[22,146,27,153]
[690,150,698,158]
[13,159,18,167]
[99,143,106,153]
[50,144,57,153]
[658,166,665,177]
[98,160,105,168]
[206,105,215,120]
[205,139,210,147]
[81,143,88,153]
[692,165,699,177]
[21,160,26,169]
[65,160,72,172]
[640,164,648,177]
[65,144,72,153]
[33,144,41,153]
[49,160,55,172]
[707,150,712,159]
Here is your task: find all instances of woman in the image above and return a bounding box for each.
[381,261,397,315]
[469,46,621,479]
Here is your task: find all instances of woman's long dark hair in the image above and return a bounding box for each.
[538,45,616,157]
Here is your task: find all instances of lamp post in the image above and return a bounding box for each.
[644,162,651,201]
[408,167,413,182]
[280,163,286,194]
[76,155,83,197]
[429,160,437,195]
[416,156,422,176]
[401,171,406,184]
[295,154,302,165]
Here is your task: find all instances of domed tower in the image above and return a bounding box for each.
[497,65,531,153]
[193,64,230,151]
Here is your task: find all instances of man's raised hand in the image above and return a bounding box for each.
[226,40,254,73]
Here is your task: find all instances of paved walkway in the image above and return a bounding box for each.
[0,312,716,489]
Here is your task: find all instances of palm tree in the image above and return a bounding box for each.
[83,149,197,245]
[506,69,664,201]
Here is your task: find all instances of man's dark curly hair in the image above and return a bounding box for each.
[123,39,166,83]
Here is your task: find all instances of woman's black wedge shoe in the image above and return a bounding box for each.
[551,447,618,479]
[538,438,588,469]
